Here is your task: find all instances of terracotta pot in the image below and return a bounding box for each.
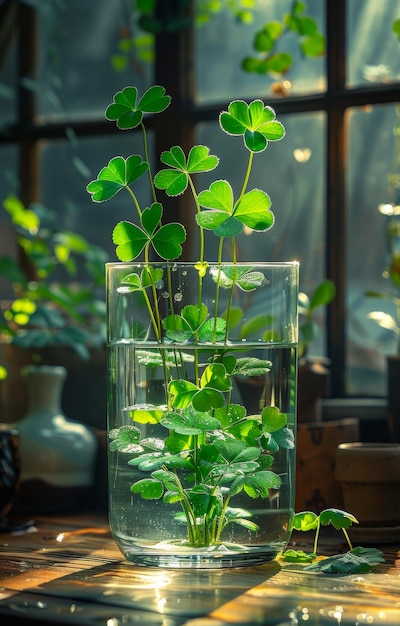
[335,442,400,527]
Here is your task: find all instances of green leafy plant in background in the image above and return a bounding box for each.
[111,0,326,84]
[298,279,336,358]
[86,84,293,550]
[365,105,400,355]
[0,195,107,359]
[241,0,325,79]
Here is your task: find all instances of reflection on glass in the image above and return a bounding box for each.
[346,103,399,395]
[347,0,400,87]
[37,1,153,119]
[195,0,326,104]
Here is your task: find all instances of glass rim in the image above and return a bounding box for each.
[106,260,300,269]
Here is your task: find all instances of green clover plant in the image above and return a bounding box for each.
[87,85,293,550]
[282,509,384,574]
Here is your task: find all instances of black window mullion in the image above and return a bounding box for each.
[17,1,39,280]
[326,0,347,396]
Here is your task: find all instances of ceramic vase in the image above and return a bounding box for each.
[16,364,97,514]
[106,261,299,568]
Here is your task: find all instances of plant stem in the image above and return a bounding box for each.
[213,237,224,341]
[240,150,254,198]
[126,186,142,220]
[224,237,238,342]
[188,176,205,265]
[313,518,321,555]
[216,493,232,542]
[141,121,158,203]
[342,527,354,551]
[142,289,160,341]
[144,243,162,338]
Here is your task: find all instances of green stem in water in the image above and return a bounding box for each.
[224,237,238,342]
[213,237,225,341]
[215,493,232,542]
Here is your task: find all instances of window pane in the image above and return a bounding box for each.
[40,133,153,261]
[346,103,398,396]
[0,145,19,298]
[197,110,327,354]
[37,1,153,120]
[347,0,400,87]
[0,39,17,125]
[195,0,326,104]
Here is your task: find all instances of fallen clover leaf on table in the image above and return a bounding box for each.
[304,547,385,574]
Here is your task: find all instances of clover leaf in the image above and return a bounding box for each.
[319,508,359,530]
[154,145,219,196]
[152,222,186,259]
[163,304,209,342]
[200,363,232,392]
[196,180,274,237]
[305,548,385,574]
[230,470,281,498]
[210,266,266,291]
[261,406,287,432]
[233,357,272,377]
[220,99,285,152]
[126,403,167,424]
[292,511,319,532]
[86,155,149,202]
[112,205,186,261]
[130,478,164,499]
[106,85,171,130]
[108,425,142,452]
[112,222,148,260]
[118,267,163,294]
[196,317,226,342]
[281,549,316,564]
[163,307,226,343]
[168,364,231,411]
[161,406,221,435]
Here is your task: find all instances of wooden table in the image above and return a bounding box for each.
[0,513,399,625]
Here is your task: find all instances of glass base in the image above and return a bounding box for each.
[117,539,284,569]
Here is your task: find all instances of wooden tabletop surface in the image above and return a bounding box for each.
[0,513,399,625]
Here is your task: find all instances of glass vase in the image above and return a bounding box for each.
[106,261,299,568]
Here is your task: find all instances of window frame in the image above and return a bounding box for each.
[2,0,400,397]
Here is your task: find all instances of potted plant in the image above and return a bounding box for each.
[87,84,298,568]
[0,195,108,426]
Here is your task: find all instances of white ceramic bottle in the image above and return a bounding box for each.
[16,364,97,514]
